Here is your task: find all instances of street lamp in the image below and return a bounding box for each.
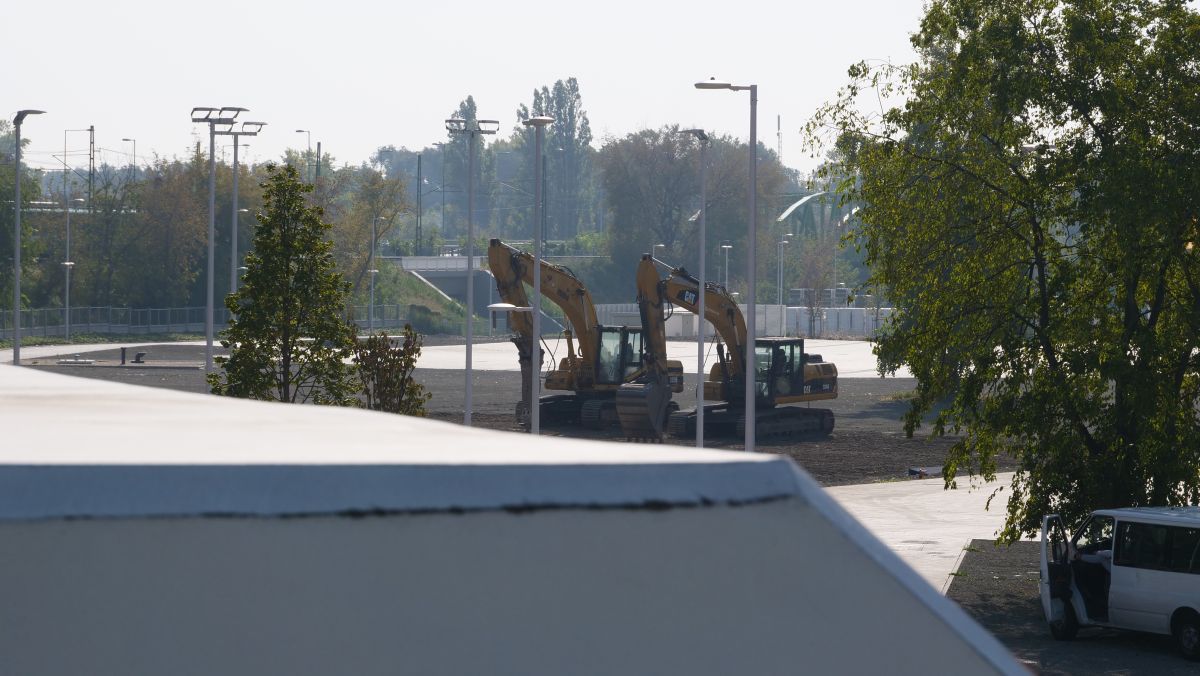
[721,242,732,288]
[696,76,759,452]
[192,106,247,372]
[370,215,387,332]
[683,127,709,448]
[432,141,447,252]
[11,109,45,365]
[777,236,791,335]
[447,116,500,426]
[523,115,555,435]
[216,121,265,297]
[833,207,860,304]
[121,137,136,170]
[63,126,90,341]
[295,129,311,182]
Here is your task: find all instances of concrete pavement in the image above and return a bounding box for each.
[827,472,1018,592]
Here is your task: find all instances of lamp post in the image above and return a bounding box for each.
[523,115,555,434]
[192,106,247,372]
[11,109,45,365]
[433,141,447,252]
[370,215,386,332]
[121,137,136,170]
[696,76,758,452]
[777,236,791,335]
[447,116,500,426]
[722,242,732,288]
[682,127,709,448]
[216,122,265,298]
[295,129,311,182]
[62,127,90,341]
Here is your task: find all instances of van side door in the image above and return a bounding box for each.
[1041,514,1073,625]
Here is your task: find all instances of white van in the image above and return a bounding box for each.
[1041,507,1200,660]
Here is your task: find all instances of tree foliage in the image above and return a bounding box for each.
[353,327,431,415]
[208,164,359,405]
[596,125,792,301]
[808,0,1200,539]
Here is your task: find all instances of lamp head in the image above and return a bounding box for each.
[682,128,708,141]
[695,77,732,90]
[523,116,555,128]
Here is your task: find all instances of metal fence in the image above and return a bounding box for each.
[1,305,434,340]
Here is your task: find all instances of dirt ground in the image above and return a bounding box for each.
[28,340,1195,673]
[27,341,969,486]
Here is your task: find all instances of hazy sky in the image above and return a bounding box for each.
[5,0,926,175]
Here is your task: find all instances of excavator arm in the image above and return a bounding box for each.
[657,263,748,380]
[488,238,600,374]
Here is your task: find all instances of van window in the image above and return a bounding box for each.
[1115,521,1178,572]
[1167,527,1200,574]
[1075,515,1114,552]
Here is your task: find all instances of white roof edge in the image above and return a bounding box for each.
[784,463,1025,675]
[0,460,802,521]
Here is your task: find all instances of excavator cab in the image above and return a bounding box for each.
[755,339,804,400]
[595,326,644,386]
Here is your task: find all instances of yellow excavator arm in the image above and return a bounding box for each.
[488,238,599,381]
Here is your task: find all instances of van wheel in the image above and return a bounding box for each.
[1174,612,1200,661]
[1049,600,1079,641]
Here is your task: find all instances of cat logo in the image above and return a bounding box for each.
[676,290,698,306]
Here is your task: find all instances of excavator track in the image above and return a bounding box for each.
[734,407,835,439]
[580,398,619,429]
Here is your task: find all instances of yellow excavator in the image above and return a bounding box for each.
[488,239,682,428]
[616,254,838,440]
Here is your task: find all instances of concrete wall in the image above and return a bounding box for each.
[0,499,1012,676]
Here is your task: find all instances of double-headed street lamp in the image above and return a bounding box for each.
[523,115,555,435]
[215,121,266,296]
[696,76,758,452]
[446,116,500,426]
[192,106,247,372]
[683,127,709,448]
[11,109,45,366]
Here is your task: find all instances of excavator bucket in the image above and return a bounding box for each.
[615,379,670,441]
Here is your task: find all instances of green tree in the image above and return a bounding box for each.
[808,0,1200,539]
[353,327,431,415]
[514,77,597,239]
[0,121,44,311]
[208,164,358,404]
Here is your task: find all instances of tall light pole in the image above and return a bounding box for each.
[63,127,89,342]
[370,216,385,332]
[433,141,446,252]
[777,236,791,335]
[121,137,136,170]
[523,115,555,434]
[295,129,311,182]
[11,109,45,365]
[447,117,500,426]
[682,128,709,447]
[722,242,732,288]
[192,106,247,372]
[216,121,265,297]
[696,76,758,452]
